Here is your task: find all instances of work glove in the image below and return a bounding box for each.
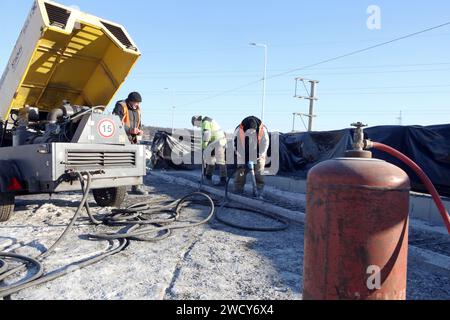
[130,128,144,136]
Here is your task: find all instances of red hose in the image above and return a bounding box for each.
[371,142,450,234]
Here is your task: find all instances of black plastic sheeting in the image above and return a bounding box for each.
[279,124,450,196]
[151,125,450,196]
[150,131,202,170]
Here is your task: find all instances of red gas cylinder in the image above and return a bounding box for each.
[303,155,410,300]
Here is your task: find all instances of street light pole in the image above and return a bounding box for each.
[250,43,268,122]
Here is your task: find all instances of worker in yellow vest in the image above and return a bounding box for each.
[113,92,148,195]
[192,116,228,187]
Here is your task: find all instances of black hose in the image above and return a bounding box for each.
[0,172,215,299]
[216,202,289,232]
[202,170,289,232]
[0,165,286,298]
[0,253,43,284]
[0,172,91,289]
[41,172,92,258]
[89,192,215,242]
[0,239,127,298]
[0,259,7,275]
[0,172,99,297]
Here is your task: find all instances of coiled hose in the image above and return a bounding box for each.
[0,172,215,299]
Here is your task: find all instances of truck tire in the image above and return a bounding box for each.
[93,187,127,208]
[0,193,15,222]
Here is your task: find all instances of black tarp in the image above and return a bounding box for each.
[279,124,450,196]
[150,131,202,170]
[279,129,353,176]
[150,125,450,196]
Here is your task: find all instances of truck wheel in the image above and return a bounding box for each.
[93,187,127,208]
[0,193,15,222]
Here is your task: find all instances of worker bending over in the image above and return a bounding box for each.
[233,116,270,196]
[192,116,228,187]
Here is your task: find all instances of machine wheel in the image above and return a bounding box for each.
[93,187,127,208]
[0,193,15,222]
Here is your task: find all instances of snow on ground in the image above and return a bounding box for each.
[0,174,449,300]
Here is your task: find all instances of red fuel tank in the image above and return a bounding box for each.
[303,157,410,300]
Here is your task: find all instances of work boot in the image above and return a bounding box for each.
[255,187,265,200]
[234,186,245,195]
[131,185,148,196]
[204,175,213,186]
[215,177,227,187]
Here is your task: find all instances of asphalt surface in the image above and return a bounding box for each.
[0,174,449,300]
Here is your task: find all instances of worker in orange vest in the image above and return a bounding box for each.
[113,92,148,196]
[233,116,270,197]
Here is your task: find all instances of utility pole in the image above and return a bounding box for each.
[250,43,268,122]
[397,110,403,125]
[292,112,309,132]
[294,78,319,132]
[292,113,296,132]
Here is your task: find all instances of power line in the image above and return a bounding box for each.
[131,62,450,78]
[299,68,450,78]
[136,32,450,54]
[267,32,450,48]
[173,21,450,108]
[320,84,450,91]
[130,67,450,80]
[320,90,450,96]
[268,21,450,80]
[141,84,450,97]
[177,80,262,107]
[296,62,450,71]
[141,105,450,112]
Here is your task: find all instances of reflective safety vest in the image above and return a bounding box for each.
[119,101,141,129]
[239,122,265,148]
[202,118,226,149]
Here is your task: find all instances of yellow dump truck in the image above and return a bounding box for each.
[0,0,146,221]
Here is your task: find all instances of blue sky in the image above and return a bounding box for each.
[1,0,450,132]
